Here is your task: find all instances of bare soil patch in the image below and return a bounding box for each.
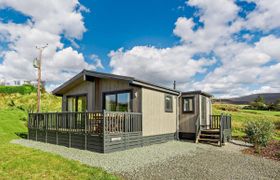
[242,140,280,161]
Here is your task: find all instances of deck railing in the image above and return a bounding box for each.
[104,111,142,133]
[28,111,142,135]
[209,115,221,129]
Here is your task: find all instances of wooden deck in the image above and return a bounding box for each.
[28,111,143,153]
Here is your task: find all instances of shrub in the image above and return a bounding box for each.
[0,85,36,94]
[245,120,275,152]
[213,104,240,112]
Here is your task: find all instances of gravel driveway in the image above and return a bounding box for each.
[12,139,280,180]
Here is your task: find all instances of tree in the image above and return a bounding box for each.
[275,98,280,111]
[250,95,267,110]
[255,95,265,104]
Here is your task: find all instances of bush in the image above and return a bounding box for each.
[213,104,240,112]
[0,85,36,94]
[245,120,275,152]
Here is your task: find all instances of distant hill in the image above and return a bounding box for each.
[214,93,280,104]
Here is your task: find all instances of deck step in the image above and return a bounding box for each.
[201,129,219,134]
[200,134,220,138]
[198,138,220,143]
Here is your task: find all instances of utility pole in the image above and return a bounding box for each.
[34,44,48,112]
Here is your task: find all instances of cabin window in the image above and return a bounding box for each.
[182,97,194,113]
[104,91,131,112]
[66,95,87,112]
[165,95,173,112]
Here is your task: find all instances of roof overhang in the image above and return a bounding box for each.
[182,90,213,98]
[52,69,180,96]
[130,80,180,95]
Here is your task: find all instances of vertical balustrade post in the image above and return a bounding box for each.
[56,112,58,145]
[45,113,48,143]
[35,114,38,141]
[103,110,106,153]
[27,113,30,140]
[85,112,87,150]
[69,113,72,148]
[219,113,223,147]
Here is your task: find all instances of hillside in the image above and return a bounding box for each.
[214,93,280,104]
[0,93,61,112]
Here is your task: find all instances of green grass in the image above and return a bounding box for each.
[213,104,280,140]
[0,109,119,180]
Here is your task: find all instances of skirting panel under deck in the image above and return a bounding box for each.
[28,129,103,153]
[28,129,176,153]
[179,132,195,140]
[104,132,176,153]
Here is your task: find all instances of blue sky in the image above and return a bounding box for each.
[0,0,280,97]
[72,0,195,71]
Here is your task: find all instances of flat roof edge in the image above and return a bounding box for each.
[131,80,180,95]
[182,90,213,97]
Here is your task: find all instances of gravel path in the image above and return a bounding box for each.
[12,139,280,179]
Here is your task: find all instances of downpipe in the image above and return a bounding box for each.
[176,92,182,141]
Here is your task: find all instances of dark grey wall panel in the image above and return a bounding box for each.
[57,132,69,147]
[71,134,85,150]
[104,132,175,153]
[47,131,57,144]
[87,135,103,152]
[28,129,36,140]
[37,130,45,142]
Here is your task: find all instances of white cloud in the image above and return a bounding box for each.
[109,0,280,97]
[0,0,102,89]
[173,0,242,52]
[0,0,86,39]
[245,0,280,31]
[255,35,280,60]
[109,46,215,87]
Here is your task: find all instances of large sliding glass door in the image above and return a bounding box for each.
[104,91,131,112]
[67,95,87,112]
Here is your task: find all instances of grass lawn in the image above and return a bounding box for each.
[213,104,280,140]
[0,109,119,180]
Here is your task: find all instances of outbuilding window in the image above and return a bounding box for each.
[165,95,173,112]
[182,97,194,113]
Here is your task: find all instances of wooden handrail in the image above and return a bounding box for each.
[28,111,142,135]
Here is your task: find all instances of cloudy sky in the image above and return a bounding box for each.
[0,0,279,97]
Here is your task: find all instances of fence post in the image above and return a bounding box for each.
[219,113,223,147]
[85,112,87,150]
[35,114,38,141]
[56,112,58,145]
[103,110,106,153]
[69,113,72,148]
[45,113,48,143]
[27,113,30,140]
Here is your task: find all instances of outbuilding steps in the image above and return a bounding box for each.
[198,129,221,146]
